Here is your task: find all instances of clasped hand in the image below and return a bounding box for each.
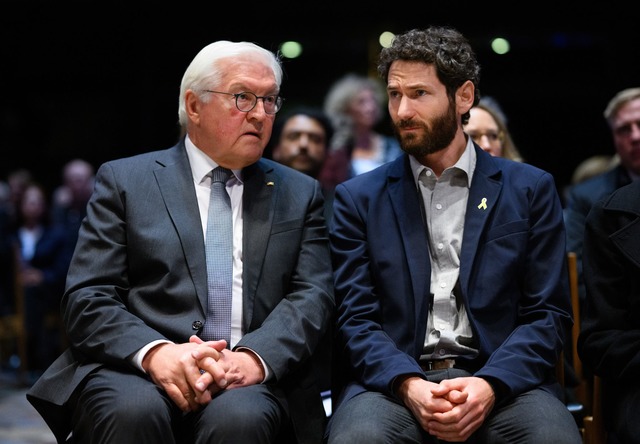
[398,375,495,442]
[143,335,264,412]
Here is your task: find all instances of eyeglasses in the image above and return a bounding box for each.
[468,130,503,144]
[204,90,284,114]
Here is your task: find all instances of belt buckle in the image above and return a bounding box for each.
[424,358,456,371]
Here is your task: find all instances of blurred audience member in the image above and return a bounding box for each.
[269,106,335,221]
[51,159,95,249]
[319,73,402,190]
[564,87,640,307]
[11,182,72,373]
[562,154,619,204]
[0,180,10,209]
[0,202,13,316]
[269,106,333,178]
[6,168,33,227]
[464,96,524,161]
[578,179,640,443]
[571,154,619,186]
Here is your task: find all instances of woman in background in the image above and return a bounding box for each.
[464,96,524,161]
[319,73,402,190]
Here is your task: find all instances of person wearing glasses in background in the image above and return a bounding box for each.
[463,96,524,162]
[26,40,334,444]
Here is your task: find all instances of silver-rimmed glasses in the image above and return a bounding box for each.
[204,90,284,114]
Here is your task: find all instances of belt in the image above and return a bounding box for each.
[419,358,456,371]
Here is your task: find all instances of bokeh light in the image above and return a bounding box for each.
[280,41,303,59]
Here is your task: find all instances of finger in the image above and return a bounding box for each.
[196,359,228,390]
[184,392,201,412]
[164,384,192,412]
[194,369,214,392]
[189,335,204,344]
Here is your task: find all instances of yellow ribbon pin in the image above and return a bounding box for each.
[477,197,487,210]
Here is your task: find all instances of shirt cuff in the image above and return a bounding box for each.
[131,339,173,373]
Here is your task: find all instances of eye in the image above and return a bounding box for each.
[236,92,251,102]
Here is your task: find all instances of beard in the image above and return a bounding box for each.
[392,101,458,158]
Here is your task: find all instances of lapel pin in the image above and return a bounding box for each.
[477,197,488,210]
[266,181,274,186]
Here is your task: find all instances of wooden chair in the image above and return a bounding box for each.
[567,252,607,444]
[582,375,606,444]
[567,252,591,411]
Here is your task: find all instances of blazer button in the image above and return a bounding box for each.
[192,321,203,331]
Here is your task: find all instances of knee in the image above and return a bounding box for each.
[327,418,387,444]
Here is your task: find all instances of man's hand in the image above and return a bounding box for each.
[192,343,265,391]
[142,337,227,412]
[396,376,457,430]
[396,375,495,442]
[426,376,496,442]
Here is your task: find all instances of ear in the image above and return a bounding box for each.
[184,90,201,125]
[456,80,475,115]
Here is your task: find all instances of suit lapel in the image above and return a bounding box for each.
[153,143,208,315]
[459,148,502,294]
[388,156,431,344]
[241,161,275,328]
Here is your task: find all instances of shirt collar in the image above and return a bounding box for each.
[185,135,241,185]
[409,136,477,187]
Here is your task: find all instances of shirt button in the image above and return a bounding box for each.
[436,203,442,210]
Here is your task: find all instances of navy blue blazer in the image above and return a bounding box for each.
[330,145,572,409]
[26,140,334,444]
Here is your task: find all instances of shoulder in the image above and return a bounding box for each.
[477,150,553,187]
[567,167,620,199]
[603,180,640,214]
[95,145,183,180]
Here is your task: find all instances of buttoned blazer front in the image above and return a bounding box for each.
[27,139,334,444]
[330,145,572,409]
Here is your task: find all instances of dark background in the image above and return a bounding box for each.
[2,3,638,198]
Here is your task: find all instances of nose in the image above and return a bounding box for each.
[477,134,493,149]
[396,96,415,120]
[298,134,310,147]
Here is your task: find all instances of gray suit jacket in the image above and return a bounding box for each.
[26,140,334,443]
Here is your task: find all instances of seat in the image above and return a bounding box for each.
[567,251,606,444]
[567,252,591,411]
[563,252,587,434]
[582,375,606,444]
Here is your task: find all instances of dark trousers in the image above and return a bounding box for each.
[326,369,582,444]
[70,367,291,444]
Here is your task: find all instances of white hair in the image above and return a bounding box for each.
[177,41,282,129]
